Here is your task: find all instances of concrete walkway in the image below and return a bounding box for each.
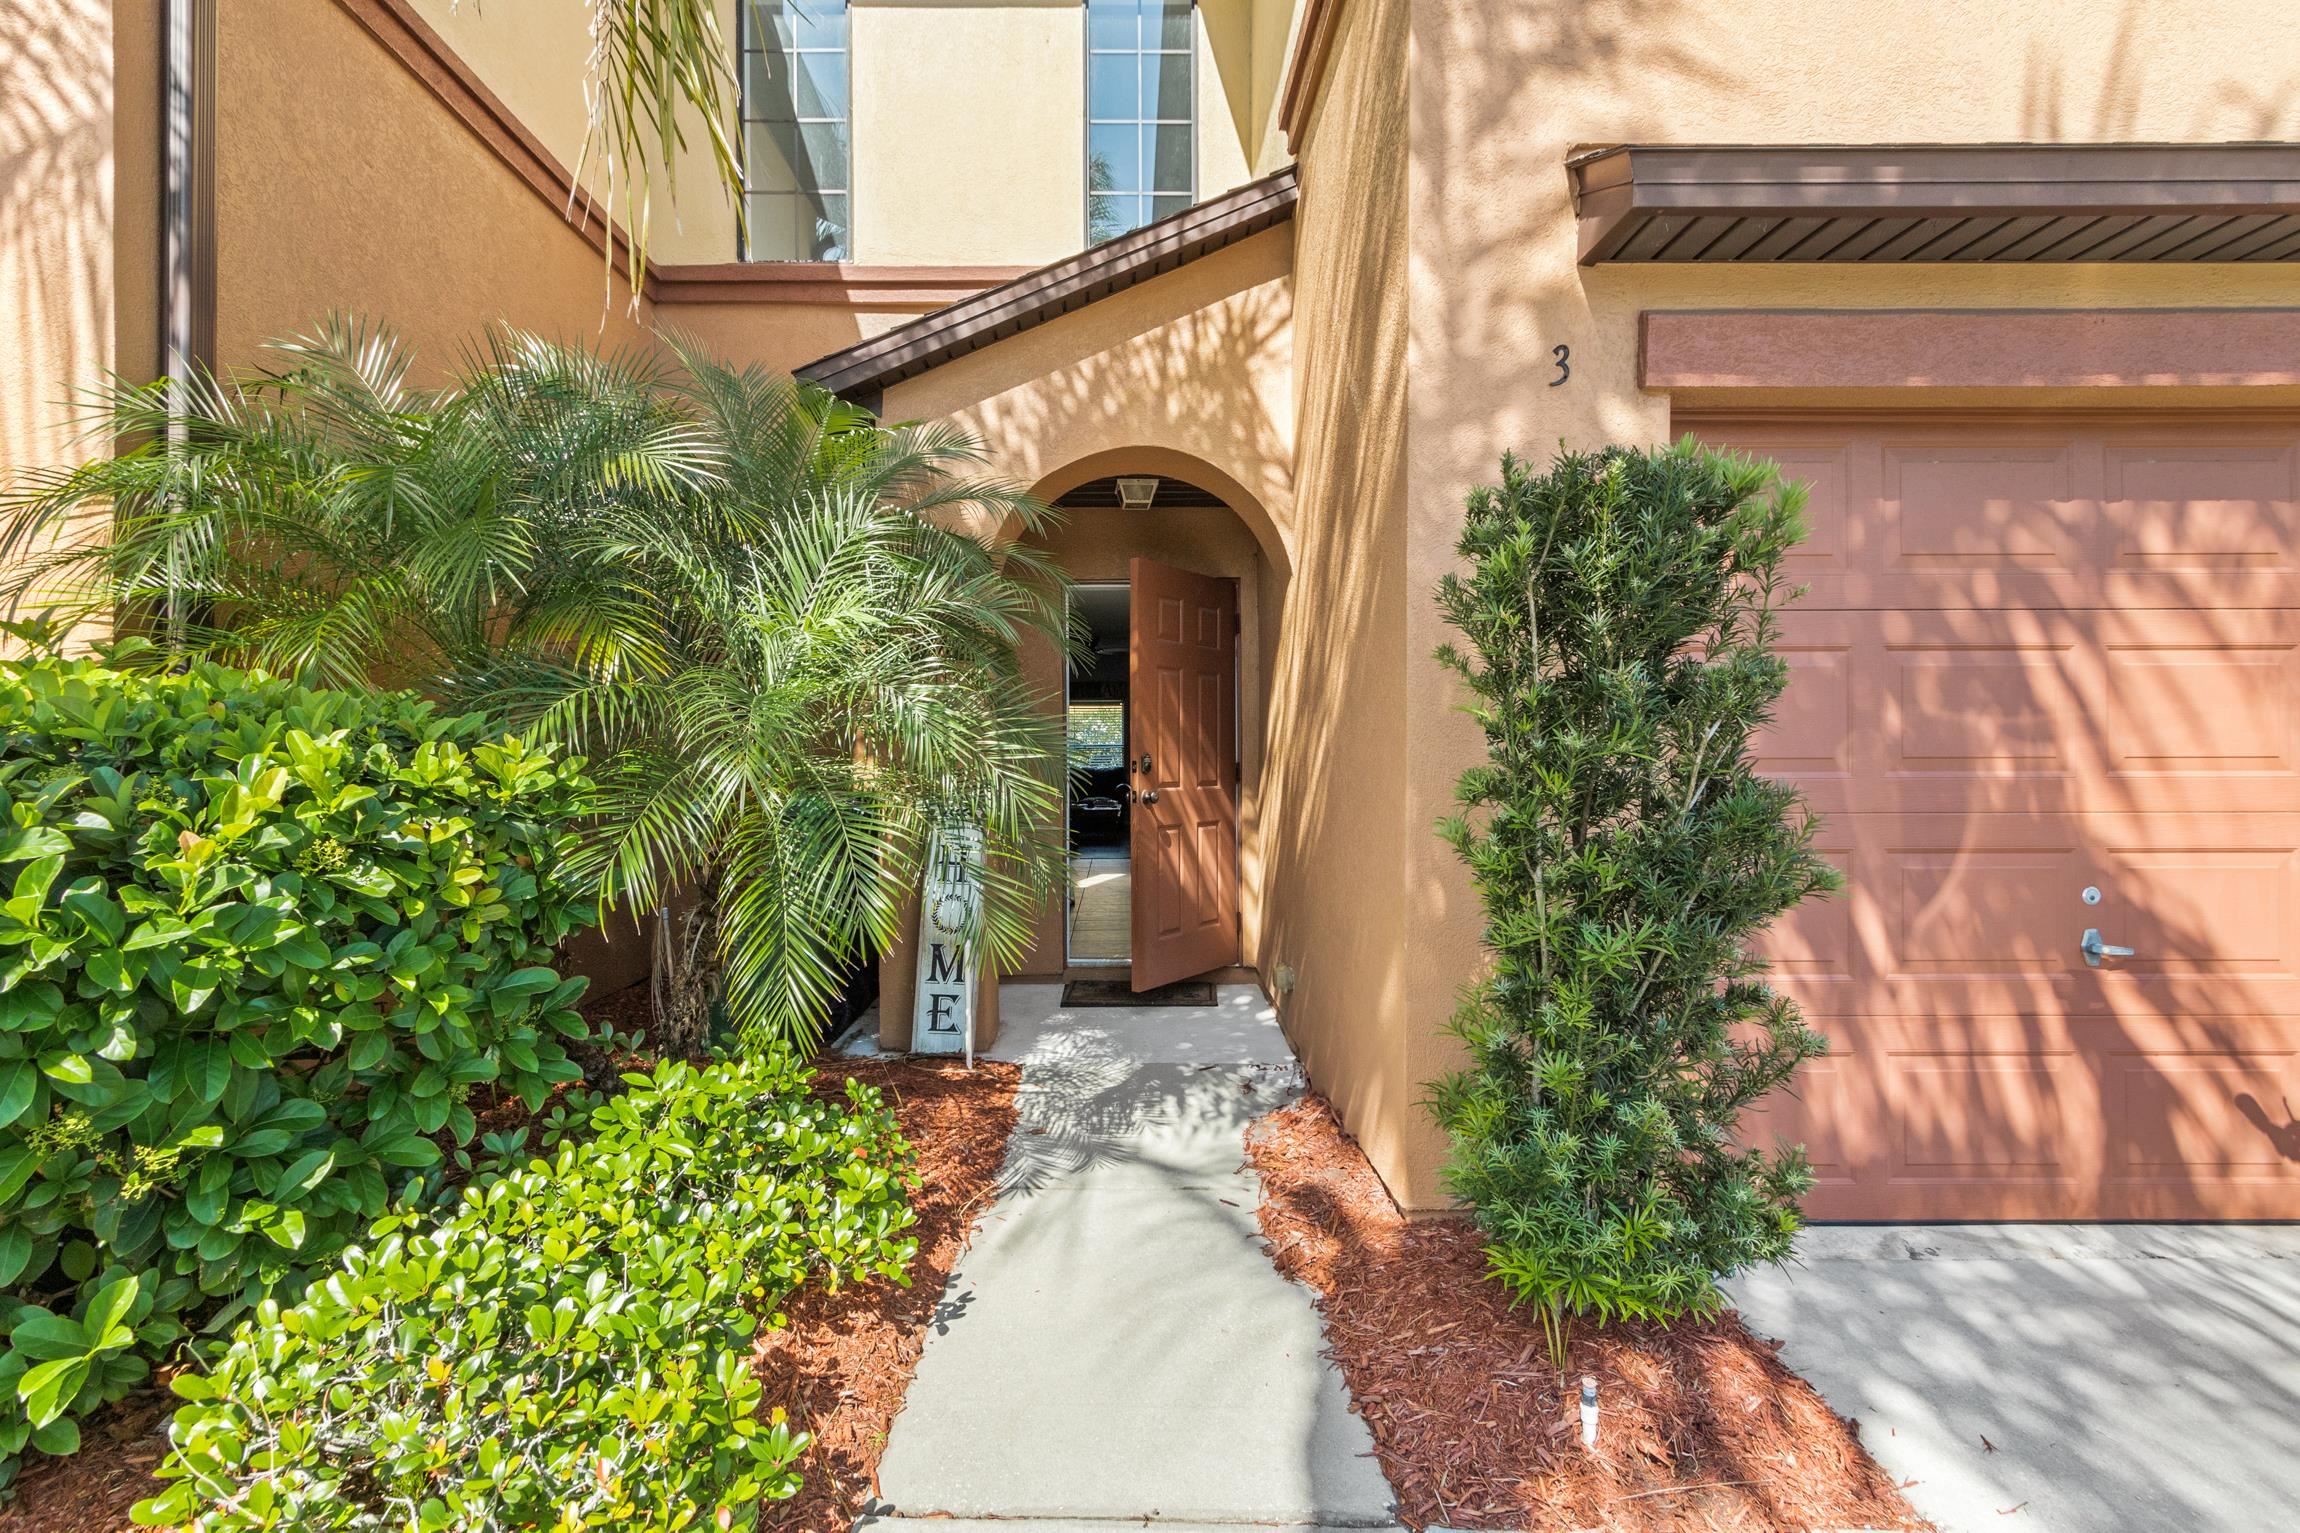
[864,982,1400,1528]
[1727,1224,2300,1533]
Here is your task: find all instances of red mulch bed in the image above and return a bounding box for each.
[754,1053,1019,1531]
[1248,1094,1931,1533]
[5,989,1019,1533]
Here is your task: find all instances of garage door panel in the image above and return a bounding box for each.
[2103,435,2300,572]
[1784,1015,2300,1219]
[1890,1052,2072,1173]
[2112,1051,2300,1173]
[2104,643,2295,774]
[1699,413,2300,1219]
[1882,439,2082,571]
[1891,647,2079,770]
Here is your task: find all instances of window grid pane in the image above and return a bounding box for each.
[1086,0,1193,245]
[741,2,850,261]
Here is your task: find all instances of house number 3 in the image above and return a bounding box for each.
[1549,344,1571,387]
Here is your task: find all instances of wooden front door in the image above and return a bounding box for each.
[1694,413,2300,1220]
[1128,556,1240,991]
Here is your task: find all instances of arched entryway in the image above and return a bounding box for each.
[1011,453,1291,994]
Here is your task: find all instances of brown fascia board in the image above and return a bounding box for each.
[795,167,1302,398]
[1571,143,2300,263]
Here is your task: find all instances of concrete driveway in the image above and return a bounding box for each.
[1726,1224,2300,1533]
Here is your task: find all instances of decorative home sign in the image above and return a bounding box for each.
[911,823,983,1062]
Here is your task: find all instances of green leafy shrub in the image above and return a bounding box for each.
[135,1052,919,1531]
[0,650,597,1484]
[1429,441,1842,1365]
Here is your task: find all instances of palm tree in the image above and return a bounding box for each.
[0,320,1075,1046]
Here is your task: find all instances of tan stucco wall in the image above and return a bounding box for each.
[852,2,1083,265]
[1266,0,1418,1200]
[1395,0,2300,1206]
[410,0,736,265]
[0,0,158,643]
[215,0,653,385]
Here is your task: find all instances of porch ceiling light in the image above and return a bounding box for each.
[1115,475,1160,510]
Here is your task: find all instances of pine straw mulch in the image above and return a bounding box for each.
[1247,1094,1930,1533]
[5,989,1020,1533]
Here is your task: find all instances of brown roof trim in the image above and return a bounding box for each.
[1277,0,1345,154]
[651,263,1034,310]
[334,0,1018,313]
[795,167,1301,398]
[1573,143,2300,265]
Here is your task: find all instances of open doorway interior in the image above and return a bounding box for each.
[1066,583,1130,964]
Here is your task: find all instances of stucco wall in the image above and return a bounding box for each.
[406,0,737,264]
[1265,0,1418,1200]
[0,0,157,643]
[1396,0,2300,1205]
[215,0,652,385]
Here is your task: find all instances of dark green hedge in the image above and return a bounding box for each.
[0,652,596,1485]
[135,1053,919,1530]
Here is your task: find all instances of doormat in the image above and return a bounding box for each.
[1061,978,1217,1008]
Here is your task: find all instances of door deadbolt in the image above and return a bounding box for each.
[1136,752,1152,774]
[2082,886,2103,906]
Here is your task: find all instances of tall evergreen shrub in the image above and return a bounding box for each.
[1429,440,1841,1363]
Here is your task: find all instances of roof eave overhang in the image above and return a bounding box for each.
[1571,143,2300,265]
[796,166,1300,399]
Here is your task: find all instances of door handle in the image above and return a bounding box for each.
[1139,789,1159,805]
[2081,927,2134,967]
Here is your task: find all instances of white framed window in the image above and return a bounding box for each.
[740,1,850,260]
[1086,0,1194,244]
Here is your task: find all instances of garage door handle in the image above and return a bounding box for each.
[2081,928,2134,967]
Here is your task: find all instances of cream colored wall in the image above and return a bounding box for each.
[849,1,1081,264]
[1264,0,1418,1200]
[411,0,737,264]
[415,1,1285,269]
[1397,0,2300,1206]
[215,0,652,385]
[1244,0,1298,174]
[0,0,157,645]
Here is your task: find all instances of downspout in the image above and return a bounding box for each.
[159,0,215,651]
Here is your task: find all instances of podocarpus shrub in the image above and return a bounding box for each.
[134,1052,919,1531]
[1428,441,1842,1365]
[0,649,596,1484]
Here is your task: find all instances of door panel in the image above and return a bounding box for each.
[1128,556,1240,990]
[1698,416,2300,1219]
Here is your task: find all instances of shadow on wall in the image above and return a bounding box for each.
[1256,0,1422,1199]
[1724,417,2300,1224]
[2022,0,2300,140]
[0,1,115,482]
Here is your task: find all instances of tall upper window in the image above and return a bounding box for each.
[741,1,850,260]
[1086,0,1194,244]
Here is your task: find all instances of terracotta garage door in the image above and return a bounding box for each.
[1694,414,2300,1221]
